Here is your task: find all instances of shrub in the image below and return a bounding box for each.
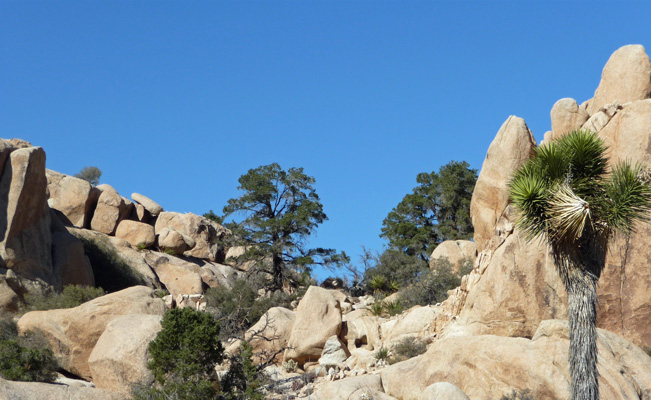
[74,166,102,185]
[458,256,474,276]
[24,285,105,311]
[283,359,298,373]
[374,347,389,362]
[384,300,404,316]
[498,389,534,400]
[76,234,146,292]
[0,318,58,382]
[220,342,263,400]
[148,308,223,385]
[388,337,427,364]
[398,262,461,308]
[204,278,294,341]
[367,301,385,317]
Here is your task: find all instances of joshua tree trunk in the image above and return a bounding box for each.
[566,272,599,400]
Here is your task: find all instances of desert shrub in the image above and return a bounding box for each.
[363,249,428,293]
[374,347,389,362]
[147,308,223,385]
[384,300,404,316]
[498,389,534,400]
[74,166,102,185]
[76,235,146,292]
[132,379,218,400]
[204,279,294,341]
[388,337,427,364]
[366,301,385,317]
[398,261,461,308]
[458,256,474,276]
[282,359,298,373]
[219,342,263,400]
[24,285,105,311]
[0,318,58,382]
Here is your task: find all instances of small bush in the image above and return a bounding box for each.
[374,347,389,362]
[398,262,461,308]
[204,279,295,341]
[388,337,427,364]
[283,359,298,373]
[499,389,534,400]
[24,285,105,311]
[220,342,264,400]
[384,300,404,316]
[147,308,223,385]
[0,318,58,382]
[367,301,385,317]
[458,256,474,276]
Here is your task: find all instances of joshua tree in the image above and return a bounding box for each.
[509,129,651,400]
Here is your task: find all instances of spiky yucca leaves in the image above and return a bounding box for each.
[509,129,651,400]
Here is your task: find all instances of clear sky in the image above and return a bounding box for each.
[2,1,650,281]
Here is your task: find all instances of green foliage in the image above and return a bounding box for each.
[282,359,298,373]
[23,285,106,311]
[509,129,651,245]
[388,337,427,364]
[153,289,169,299]
[76,234,147,292]
[498,389,534,400]
[374,347,389,362]
[367,301,385,317]
[0,318,58,383]
[147,308,223,385]
[74,166,102,185]
[220,342,264,400]
[131,379,218,400]
[203,209,224,224]
[384,300,404,316]
[381,161,477,260]
[363,248,429,291]
[458,256,474,276]
[204,278,295,341]
[398,260,461,308]
[220,163,349,289]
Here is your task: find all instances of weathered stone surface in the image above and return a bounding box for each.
[17,286,166,379]
[450,231,567,339]
[381,320,651,400]
[422,382,471,400]
[88,314,162,393]
[0,377,121,400]
[0,275,19,312]
[245,307,295,364]
[341,308,382,352]
[155,212,230,261]
[598,99,651,165]
[381,305,438,347]
[199,262,242,289]
[143,251,203,297]
[284,286,343,366]
[46,170,100,228]
[114,220,155,248]
[319,335,350,369]
[587,45,651,116]
[0,146,54,283]
[131,193,163,216]
[312,374,394,400]
[550,97,589,140]
[429,240,476,274]
[470,116,536,252]
[90,185,133,235]
[51,229,94,288]
[157,227,194,254]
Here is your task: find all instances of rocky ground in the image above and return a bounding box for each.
[2,44,651,399]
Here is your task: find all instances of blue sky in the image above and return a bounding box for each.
[2,1,650,280]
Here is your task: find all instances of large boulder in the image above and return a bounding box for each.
[429,240,477,274]
[143,251,204,297]
[46,169,100,228]
[422,382,470,400]
[587,44,651,116]
[131,193,163,216]
[469,116,536,252]
[199,262,242,289]
[88,314,162,393]
[0,377,120,400]
[312,374,396,400]
[114,220,155,248]
[341,309,382,352]
[157,227,195,254]
[90,185,133,235]
[381,305,438,348]
[598,99,651,165]
[450,231,567,339]
[381,320,651,400]
[51,229,94,288]
[245,307,295,364]
[154,212,230,261]
[284,286,343,367]
[17,286,166,380]
[0,146,55,283]
[549,98,589,140]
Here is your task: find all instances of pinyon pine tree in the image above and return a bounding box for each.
[509,129,651,400]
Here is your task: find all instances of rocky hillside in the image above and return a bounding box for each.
[2,44,651,399]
